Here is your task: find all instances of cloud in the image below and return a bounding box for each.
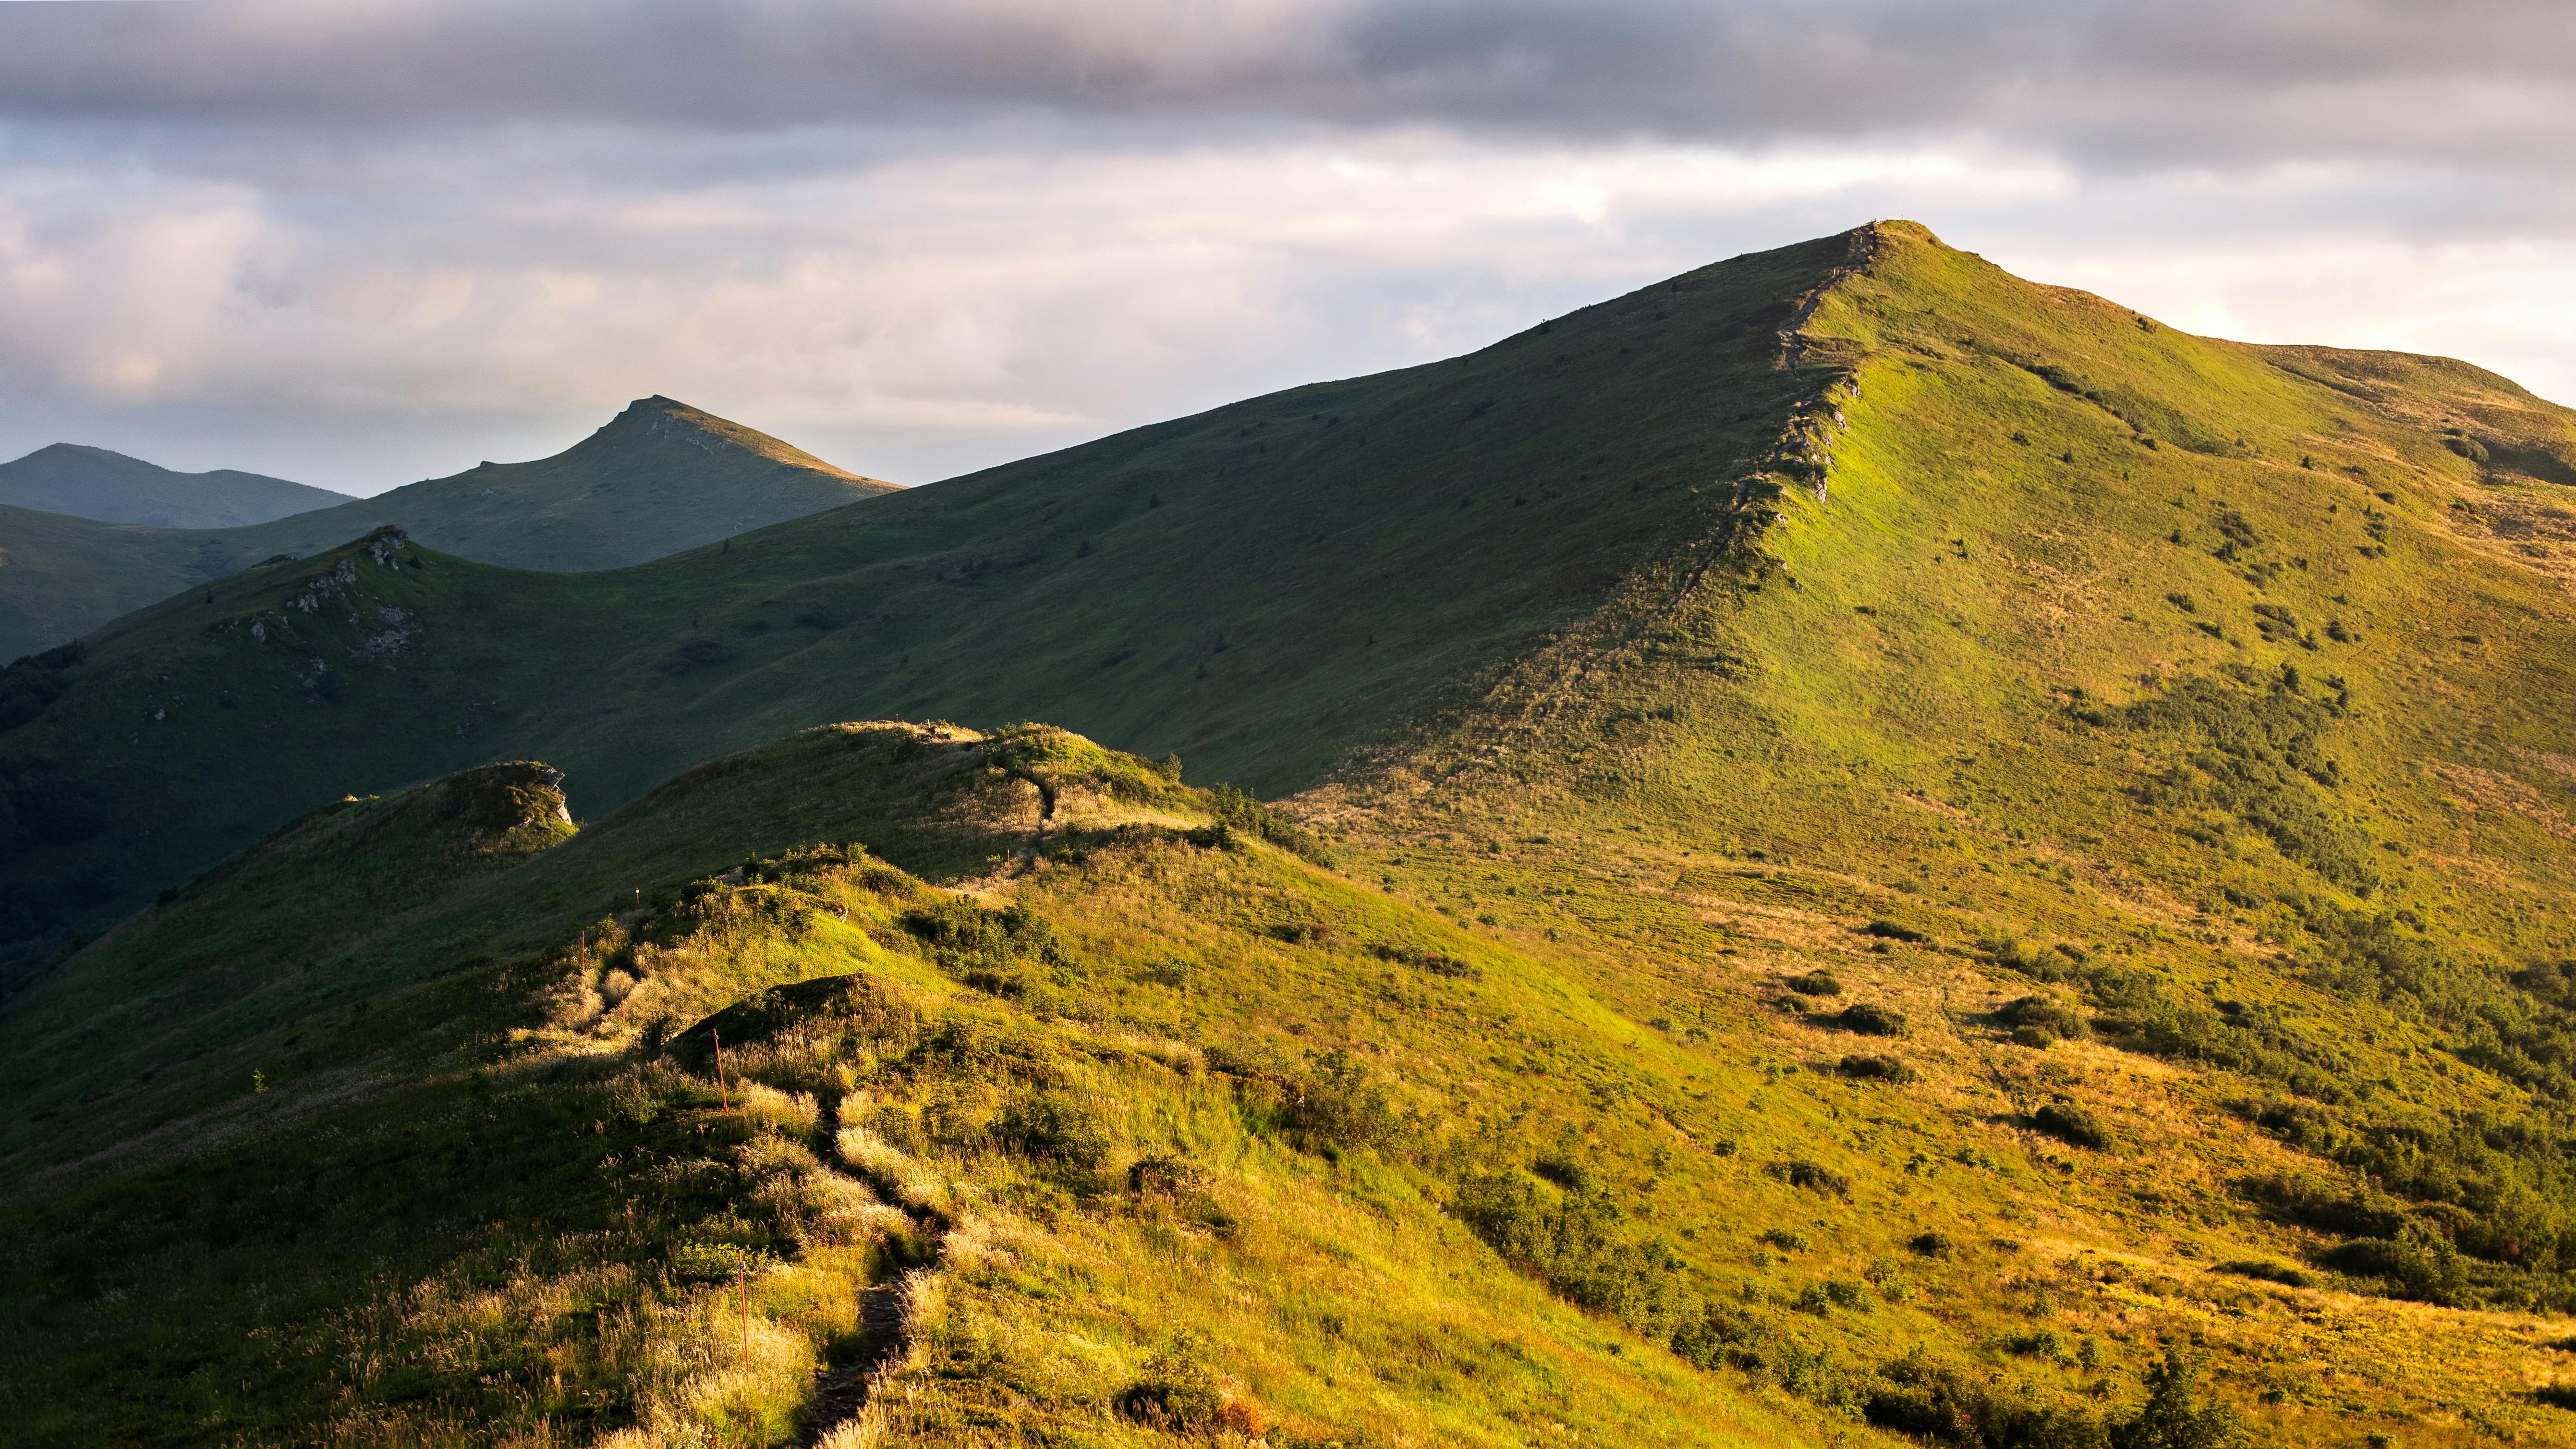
[0,0,2570,170]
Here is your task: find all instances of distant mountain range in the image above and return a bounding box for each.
[0,396,898,661]
[0,443,354,528]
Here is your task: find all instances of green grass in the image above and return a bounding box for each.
[8,221,2576,1445]
[0,500,220,663]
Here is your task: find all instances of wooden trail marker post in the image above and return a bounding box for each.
[713,1027,729,1112]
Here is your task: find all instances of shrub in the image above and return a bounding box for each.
[2214,1259,2310,1288]
[1867,1347,2108,1449]
[1908,1231,1955,1259]
[1453,1165,1696,1336]
[2009,1329,2072,1363]
[2012,1024,2061,1049]
[1203,783,1334,865]
[2033,1100,2111,1151]
[1127,1154,1207,1197]
[1863,919,1929,943]
[1770,1159,1852,1195]
[1785,970,1843,996]
[2000,995,2089,1040]
[1835,1003,1909,1036]
[1118,1338,1227,1432]
[1841,1053,1917,1084]
[992,1090,1112,1168]
[1795,1281,1859,1315]
[2113,1349,2248,1449]
[1373,941,1481,980]
[1669,1310,1753,1370]
[2320,1231,2465,1304]
[1760,1227,1810,1252]
[1286,1048,1401,1151]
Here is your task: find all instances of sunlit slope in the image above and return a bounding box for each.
[0,725,1842,1449]
[1310,221,2576,1430]
[0,396,898,661]
[0,442,350,528]
[0,232,1858,962]
[12,715,2570,1447]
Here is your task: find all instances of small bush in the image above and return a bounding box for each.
[2000,995,2088,1040]
[1760,1227,1811,1252]
[2032,1100,2110,1151]
[1770,1159,1852,1195]
[1798,1279,1870,1314]
[1840,1053,1917,1084]
[2533,1383,2576,1410]
[1908,1231,1954,1259]
[2011,1024,2060,1049]
[1127,1154,1207,1197]
[2116,1349,2249,1449]
[1785,970,1843,997]
[2215,1259,2310,1288]
[1373,941,1481,980]
[1835,1003,1909,1037]
[1862,919,1929,943]
[2009,1328,2069,1361]
[993,1090,1112,1168]
[1287,1049,1401,1151]
[1118,1338,1227,1431]
[2320,1231,2464,1303]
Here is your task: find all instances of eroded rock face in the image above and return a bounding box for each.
[433,760,571,833]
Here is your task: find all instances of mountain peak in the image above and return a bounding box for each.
[571,394,889,486]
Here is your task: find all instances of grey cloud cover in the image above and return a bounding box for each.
[1,0,2571,167]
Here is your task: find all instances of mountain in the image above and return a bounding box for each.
[0,232,1848,958]
[0,500,231,670]
[0,442,352,527]
[0,396,899,661]
[7,221,2576,1446]
[200,394,900,572]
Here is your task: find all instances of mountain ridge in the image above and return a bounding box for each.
[0,395,899,662]
[0,441,352,527]
[6,221,2576,1447]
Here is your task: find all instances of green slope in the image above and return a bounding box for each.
[0,442,351,527]
[0,501,228,665]
[7,221,2576,1446]
[206,394,899,572]
[0,231,1857,967]
[0,396,898,662]
[0,724,2245,1449]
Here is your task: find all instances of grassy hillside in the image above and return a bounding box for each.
[0,232,1858,969]
[6,222,2576,1447]
[211,395,899,572]
[0,442,351,527]
[0,397,897,662]
[0,500,224,664]
[0,724,2275,1449]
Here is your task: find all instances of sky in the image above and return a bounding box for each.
[0,0,2570,497]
